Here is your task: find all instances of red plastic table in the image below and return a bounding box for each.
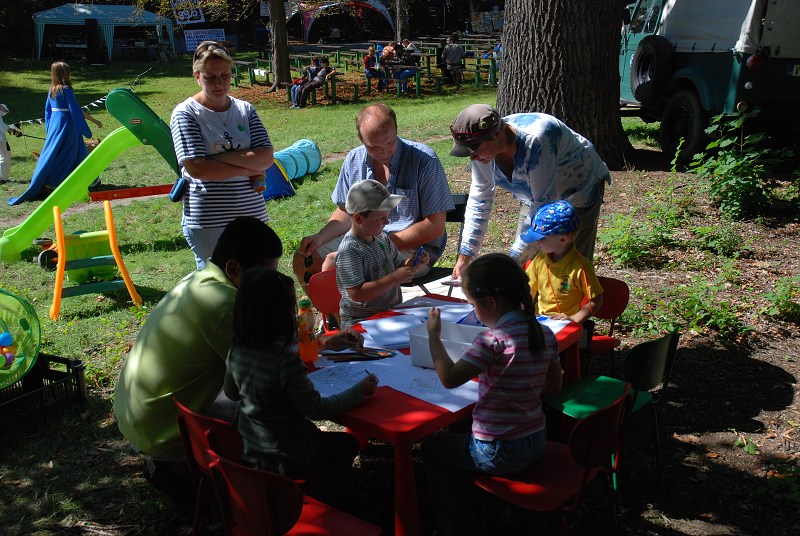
[332,303,583,536]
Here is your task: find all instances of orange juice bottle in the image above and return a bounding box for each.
[297,299,318,369]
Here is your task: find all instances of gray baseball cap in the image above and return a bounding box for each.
[449,104,502,157]
[345,179,404,214]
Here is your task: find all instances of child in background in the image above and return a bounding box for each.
[422,253,562,536]
[224,266,378,505]
[523,200,604,324]
[335,179,428,328]
[0,104,23,181]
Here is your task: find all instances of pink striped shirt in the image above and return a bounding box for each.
[460,310,559,441]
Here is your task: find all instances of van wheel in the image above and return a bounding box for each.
[631,35,672,105]
[660,89,708,166]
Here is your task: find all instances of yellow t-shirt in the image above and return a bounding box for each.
[526,246,603,316]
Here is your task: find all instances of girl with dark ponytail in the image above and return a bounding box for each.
[421,253,562,535]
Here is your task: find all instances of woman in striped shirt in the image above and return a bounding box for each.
[170,41,274,269]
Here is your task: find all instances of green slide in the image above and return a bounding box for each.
[0,89,177,263]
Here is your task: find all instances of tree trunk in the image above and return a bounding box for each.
[267,0,291,92]
[395,0,406,41]
[499,0,629,169]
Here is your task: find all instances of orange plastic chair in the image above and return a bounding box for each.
[174,397,244,536]
[474,384,632,536]
[207,449,383,536]
[49,200,142,320]
[307,268,341,333]
[582,276,630,376]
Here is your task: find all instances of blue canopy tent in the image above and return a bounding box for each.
[33,3,176,62]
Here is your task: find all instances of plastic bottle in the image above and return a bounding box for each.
[297,298,319,369]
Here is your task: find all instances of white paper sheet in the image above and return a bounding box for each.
[391,301,476,325]
[358,314,424,349]
[309,355,478,412]
[538,317,570,335]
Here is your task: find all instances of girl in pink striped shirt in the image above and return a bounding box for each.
[422,253,562,536]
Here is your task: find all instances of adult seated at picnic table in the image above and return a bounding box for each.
[290,57,320,108]
[296,57,335,109]
[362,46,387,92]
[380,41,397,63]
[293,103,454,301]
[390,43,419,95]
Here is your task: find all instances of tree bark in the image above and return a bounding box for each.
[499,0,629,169]
[266,0,291,92]
[395,0,406,41]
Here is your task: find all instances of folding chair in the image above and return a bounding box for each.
[404,193,467,296]
[307,268,341,334]
[582,276,630,376]
[544,330,680,480]
[475,384,632,535]
[207,449,383,536]
[174,397,244,536]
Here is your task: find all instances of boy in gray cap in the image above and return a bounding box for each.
[335,179,429,327]
[448,104,611,279]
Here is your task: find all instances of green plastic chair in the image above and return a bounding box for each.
[545,330,680,479]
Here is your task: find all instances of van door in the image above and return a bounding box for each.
[620,0,664,104]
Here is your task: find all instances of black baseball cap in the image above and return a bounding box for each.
[449,104,502,157]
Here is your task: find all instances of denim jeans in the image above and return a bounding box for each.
[183,224,226,270]
[394,68,415,93]
[365,69,386,90]
[422,428,547,535]
[291,84,302,106]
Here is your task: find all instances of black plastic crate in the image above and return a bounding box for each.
[0,353,87,442]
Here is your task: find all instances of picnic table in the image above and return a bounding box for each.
[232,60,256,87]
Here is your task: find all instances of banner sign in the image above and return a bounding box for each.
[171,0,205,25]
[184,29,226,51]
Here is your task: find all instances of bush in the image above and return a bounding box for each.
[761,276,800,323]
[691,110,796,220]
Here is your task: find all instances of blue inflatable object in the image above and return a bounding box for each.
[262,139,322,201]
[274,139,322,180]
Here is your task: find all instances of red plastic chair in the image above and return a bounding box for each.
[582,276,630,376]
[207,449,383,536]
[474,384,632,535]
[174,397,244,536]
[307,268,341,333]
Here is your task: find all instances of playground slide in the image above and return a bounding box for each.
[0,127,143,263]
[0,88,179,264]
